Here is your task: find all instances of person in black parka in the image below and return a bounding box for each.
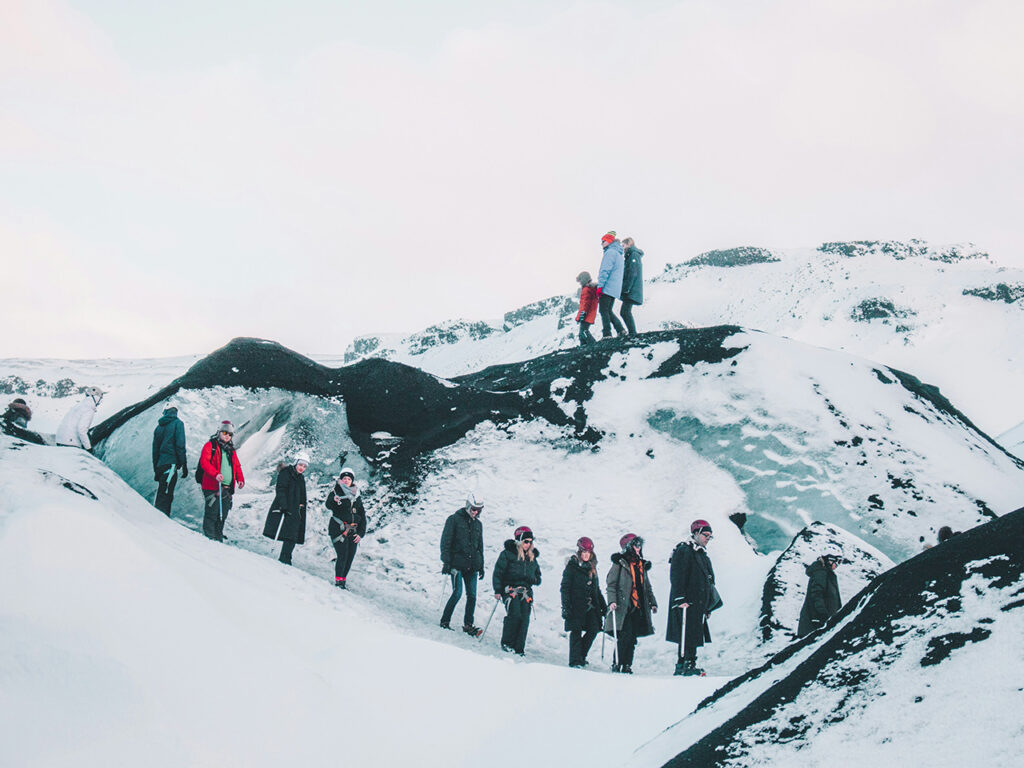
[152,405,187,517]
[440,493,486,634]
[492,526,542,655]
[619,237,644,335]
[797,549,842,636]
[325,466,367,589]
[560,536,607,668]
[667,519,720,676]
[262,452,309,565]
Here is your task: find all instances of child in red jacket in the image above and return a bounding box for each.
[576,271,598,346]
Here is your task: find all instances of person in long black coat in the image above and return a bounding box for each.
[618,237,644,335]
[262,453,309,565]
[492,526,542,655]
[560,536,607,667]
[667,520,720,676]
[325,467,367,589]
[797,551,842,636]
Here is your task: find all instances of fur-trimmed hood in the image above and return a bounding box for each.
[504,539,540,559]
[610,551,652,570]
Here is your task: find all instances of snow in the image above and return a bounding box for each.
[0,435,720,767]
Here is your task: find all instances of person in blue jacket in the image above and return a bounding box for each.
[152,405,187,516]
[597,232,626,338]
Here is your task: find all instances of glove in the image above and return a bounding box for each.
[154,470,163,482]
[596,287,603,299]
[478,570,484,581]
[442,564,451,575]
[179,465,188,478]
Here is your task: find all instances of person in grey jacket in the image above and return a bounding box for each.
[152,405,187,516]
[619,237,644,335]
[597,232,626,338]
[604,533,657,673]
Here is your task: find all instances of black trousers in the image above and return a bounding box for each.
[501,594,532,653]
[333,536,359,579]
[619,299,637,335]
[568,628,599,666]
[599,294,625,338]
[616,610,643,667]
[578,321,595,345]
[279,540,296,564]
[154,465,179,516]
[202,487,233,540]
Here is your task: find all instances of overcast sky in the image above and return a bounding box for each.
[2,0,1022,359]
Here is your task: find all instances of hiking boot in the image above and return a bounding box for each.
[501,644,515,653]
[440,620,453,630]
[674,660,686,676]
[462,624,482,637]
[334,578,346,589]
[620,664,633,674]
[680,659,703,676]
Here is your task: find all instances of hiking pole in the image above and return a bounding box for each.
[611,605,619,671]
[478,596,501,641]
[218,485,224,541]
[601,606,611,661]
[678,604,688,665]
[437,574,451,611]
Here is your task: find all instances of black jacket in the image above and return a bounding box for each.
[666,540,718,646]
[325,482,367,540]
[797,560,842,636]
[440,508,484,573]
[262,465,308,544]
[152,408,187,471]
[621,246,644,304]
[560,555,607,632]
[492,540,542,597]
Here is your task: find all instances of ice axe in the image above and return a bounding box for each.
[676,603,688,663]
[478,595,501,642]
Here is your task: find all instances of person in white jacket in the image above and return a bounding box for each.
[56,387,104,450]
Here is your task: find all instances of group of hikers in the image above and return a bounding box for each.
[440,494,725,675]
[575,231,644,344]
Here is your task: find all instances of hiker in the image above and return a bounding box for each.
[492,526,542,655]
[605,533,657,673]
[325,466,367,588]
[937,525,957,544]
[619,237,644,335]
[667,520,721,676]
[263,451,309,565]
[2,398,44,444]
[440,493,486,635]
[575,271,599,346]
[55,387,104,450]
[198,420,245,541]
[597,231,626,338]
[3,398,31,430]
[151,405,187,517]
[560,536,607,667]
[797,546,843,636]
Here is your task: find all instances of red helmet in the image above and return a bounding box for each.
[691,519,713,535]
[514,526,533,541]
[576,536,594,552]
[620,533,642,551]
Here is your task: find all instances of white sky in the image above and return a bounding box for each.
[2,0,1023,359]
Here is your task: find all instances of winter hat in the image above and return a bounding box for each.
[295,450,310,465]
[576,271,592,285]
[576,536,595,552]
[601,231,616,244]
[12,398,26,406]
[620,533,642,551]
[339,467,356,481]
[514,525,534,541]
[218,420,234,435]
[466,492,484,511]
[691,519,713,535]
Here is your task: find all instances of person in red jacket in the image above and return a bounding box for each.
[575,271,598,346]
[199,420,245,541]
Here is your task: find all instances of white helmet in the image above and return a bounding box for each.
[466,492,484,511]
[339,467,356,481]
[822,544,843,564]
[86,386,104,399]
[295,451,311,465]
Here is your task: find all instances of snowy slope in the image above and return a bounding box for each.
[628,507,1024,768]
[84,331,1024,678]
[0,435,717,768]
[341,240,1024,435]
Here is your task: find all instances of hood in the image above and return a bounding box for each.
[158,408,178,426]
[611,551,651,569]
[627,246,644,259]
[503,539,540,558]
[805,560,829,577]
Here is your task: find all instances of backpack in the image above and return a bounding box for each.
[194,439,216,484]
